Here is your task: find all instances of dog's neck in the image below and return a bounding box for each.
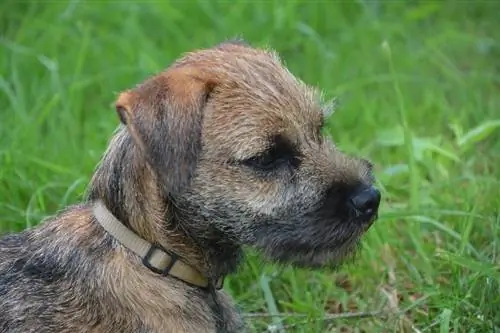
[86,129,242,285]
[91,199,225,289]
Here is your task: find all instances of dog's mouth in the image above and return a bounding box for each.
[302,198,380,263]
[333,204,379,247]
[351,208,379,230]
[333,214,377,247]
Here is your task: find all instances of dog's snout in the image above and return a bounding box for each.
[349,186,381,219]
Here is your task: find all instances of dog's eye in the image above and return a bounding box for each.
[243,148,300,172]
[240,135,299,172]
[243,150,288,171]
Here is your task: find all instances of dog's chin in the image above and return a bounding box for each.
[249,232,360,270]
[247,213,377,270]
[275,240,362,271]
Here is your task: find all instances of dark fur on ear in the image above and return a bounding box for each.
[115,67,216,195]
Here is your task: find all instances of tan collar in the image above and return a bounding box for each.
[92,200,223,290]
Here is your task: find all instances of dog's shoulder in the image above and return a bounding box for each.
[0,229,34,277]
[0,206,117,332]
[0,229,30,254]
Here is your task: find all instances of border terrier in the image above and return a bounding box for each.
[0,39,381,333]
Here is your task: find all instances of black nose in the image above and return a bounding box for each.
[349,186,381,218]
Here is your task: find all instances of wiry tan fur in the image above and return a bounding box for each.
[0,39,380,333]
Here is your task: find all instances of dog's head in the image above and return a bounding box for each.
[115,40,381,269]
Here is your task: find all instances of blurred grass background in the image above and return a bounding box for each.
[1,1,499,332]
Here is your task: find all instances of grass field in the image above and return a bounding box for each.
[1,1,499,332]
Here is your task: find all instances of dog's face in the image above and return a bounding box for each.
[116,41,381,269]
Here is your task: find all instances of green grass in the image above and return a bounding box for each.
[1,1,499,332]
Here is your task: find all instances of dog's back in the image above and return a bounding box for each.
[0,230,61,332]
[0,205,109,333]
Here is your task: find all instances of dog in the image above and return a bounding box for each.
[0,39,381,333]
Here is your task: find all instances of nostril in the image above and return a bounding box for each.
[349,186,381,215]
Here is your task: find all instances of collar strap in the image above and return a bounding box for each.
[92,200,223,290]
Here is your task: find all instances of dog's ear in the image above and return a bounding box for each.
[115,67,216,195]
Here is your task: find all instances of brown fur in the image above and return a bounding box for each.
[0,39,380,332]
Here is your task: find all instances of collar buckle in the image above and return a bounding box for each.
[142,244,178,276]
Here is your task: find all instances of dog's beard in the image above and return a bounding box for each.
[240,215,370,270]
[266,240,363,271]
